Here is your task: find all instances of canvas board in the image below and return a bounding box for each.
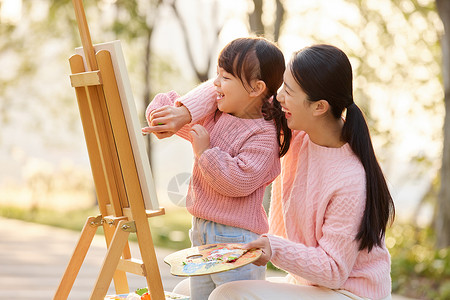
[76,40,159,210]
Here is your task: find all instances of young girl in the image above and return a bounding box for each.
[142,37,290,300]
[147,44,396,300]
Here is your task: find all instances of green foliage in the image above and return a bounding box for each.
[387,223,450,300]
[345,0,441,125]
[0,205,192,249]
[0,205,99,231]
[111,0,161,39]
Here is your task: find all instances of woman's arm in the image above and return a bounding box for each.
[267,192,365,289]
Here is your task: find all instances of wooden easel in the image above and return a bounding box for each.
[54,1,166,299]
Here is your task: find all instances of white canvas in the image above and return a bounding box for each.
[76,40,159,210]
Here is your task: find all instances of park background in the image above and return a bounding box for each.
[0,0,449,299]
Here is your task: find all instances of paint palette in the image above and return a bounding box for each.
[164,243,262,277]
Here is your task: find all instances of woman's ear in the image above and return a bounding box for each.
[249,80,267,97]
[312,99,330,116]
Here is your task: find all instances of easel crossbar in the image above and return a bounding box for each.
[117,258,146,276]
[70,70,102,87]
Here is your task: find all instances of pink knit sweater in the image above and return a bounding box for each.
[177,82,392,299]
[266,130,391,299]
[146,81,280,234]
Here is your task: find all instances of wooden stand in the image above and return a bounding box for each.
[54,1,165,299]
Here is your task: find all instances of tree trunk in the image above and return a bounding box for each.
[248,0,285,43]
[273,0,285,43]
[143,27,154,163]
[435,0,450,248]
[249,0,265,36]
[140,0,163,164]
[169,0,222,83]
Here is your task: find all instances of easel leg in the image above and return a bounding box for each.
[103,221,131,294]
[54,215,101,300]
[90,220,133,300]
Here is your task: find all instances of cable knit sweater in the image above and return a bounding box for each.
[146,81,280,234]
[266,131,391,299]
[176,81,392,300]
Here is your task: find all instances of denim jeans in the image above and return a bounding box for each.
[188,217,266,300]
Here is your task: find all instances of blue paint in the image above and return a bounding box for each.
[182,260,219,274]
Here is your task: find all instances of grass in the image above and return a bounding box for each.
[1,205,449,299]
[0,205,192,250]
[0,205,100,231]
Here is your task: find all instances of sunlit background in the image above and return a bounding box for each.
[0,0,442,220]
[0,0,448,298]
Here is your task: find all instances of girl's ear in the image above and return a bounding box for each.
[312,99,330,117]
[249,80,267,97]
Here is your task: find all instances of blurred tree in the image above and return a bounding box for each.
[47,0,164,159]
[167,0,286,82]
[435,0,450,248]
[285,0,442,245]
[0,0,88,146]
[0,1,41,128]
[342,0,439,139]
[0,21,22,126]
[336,0,442,229]
[108,0,163,160]
[341,0,447,249]
[248,0,285,42]
[168,0,223,82]
[111,0,163,117]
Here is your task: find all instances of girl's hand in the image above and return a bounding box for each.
[190,124,210,157]
[142,105,191,139]
[242,236,272,266]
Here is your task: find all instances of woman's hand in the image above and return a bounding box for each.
[190,124,210,157]
[242,236,272,266]
[142,105,191,139]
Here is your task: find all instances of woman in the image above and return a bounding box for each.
[146,44,395,300]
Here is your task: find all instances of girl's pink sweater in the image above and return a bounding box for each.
[146,81,280,234]
[178,81,392,299]
[266,131,391,299]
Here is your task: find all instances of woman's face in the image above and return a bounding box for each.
[277,67,313,131]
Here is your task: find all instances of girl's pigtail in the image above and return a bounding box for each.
[262,94,292,157]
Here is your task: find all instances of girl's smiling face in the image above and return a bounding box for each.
[277,67,314,131]
[214,66,255,118]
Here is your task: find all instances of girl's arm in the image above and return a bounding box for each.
[176,79,217,123]
[145,91,193,141]
[143,80,217,138]
[196,130,280,198]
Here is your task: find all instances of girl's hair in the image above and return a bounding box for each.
[218,37,291,156]
[290,44,395,252]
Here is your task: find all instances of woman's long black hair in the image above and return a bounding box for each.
[218,37,291,156]
[290,44,395,252]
